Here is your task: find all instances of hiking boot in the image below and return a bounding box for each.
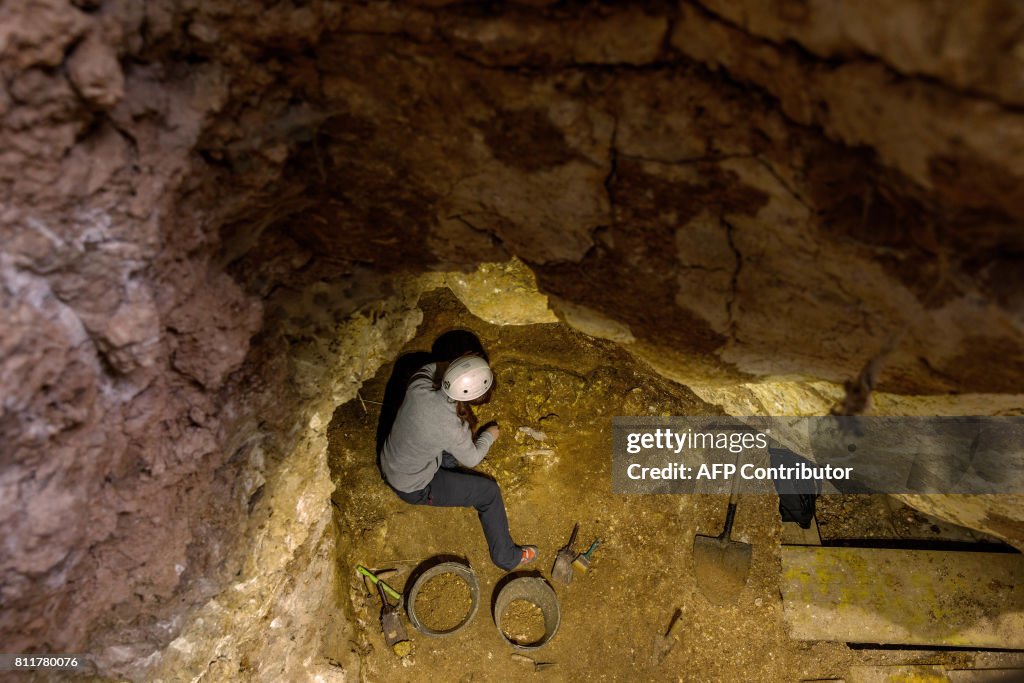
[515,545,538,568]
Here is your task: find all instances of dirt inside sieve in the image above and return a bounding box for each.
[414,572,472,632]
[501,599,547,646]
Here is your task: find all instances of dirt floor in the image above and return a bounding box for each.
[326,288,1011,682]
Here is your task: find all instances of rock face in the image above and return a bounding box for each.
[1,1,1022,680]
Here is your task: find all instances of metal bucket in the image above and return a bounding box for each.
[493,576,560,650]
[406,561,480,637]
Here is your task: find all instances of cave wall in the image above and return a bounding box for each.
[1,0,353,673]
[2,1,1023,680]
[210,0,1024,393]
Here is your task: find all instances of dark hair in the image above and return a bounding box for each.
[430,357,495,430]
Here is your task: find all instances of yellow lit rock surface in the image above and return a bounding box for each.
[781,547,1024,648]
[443,258,558,326]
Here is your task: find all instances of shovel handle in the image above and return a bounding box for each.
[720,502,738,540]
[581,539,601,559]
[357,565,402,601]
[376,581,391,606]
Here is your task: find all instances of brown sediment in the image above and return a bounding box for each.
[501,599,546,647]
[413,572,472,633]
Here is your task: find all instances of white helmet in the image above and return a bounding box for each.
[442,356,494,401]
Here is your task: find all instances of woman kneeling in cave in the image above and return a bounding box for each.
[380,355,537,570]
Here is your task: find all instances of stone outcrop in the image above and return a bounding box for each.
[1,1,1022,680]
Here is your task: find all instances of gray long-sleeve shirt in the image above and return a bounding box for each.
[380,363,496,493]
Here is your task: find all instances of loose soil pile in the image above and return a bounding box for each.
[414,572,473,632]
[500,599,546,646]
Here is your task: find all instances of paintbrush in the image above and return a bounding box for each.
[572,539,600,572]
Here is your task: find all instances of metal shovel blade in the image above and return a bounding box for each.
[551,522,580,585]
[382,609,407,648]
[377,582,409,655]
[693,502,752,605]
[552,548,574,585]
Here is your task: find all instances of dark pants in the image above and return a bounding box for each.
[390,453,519,570]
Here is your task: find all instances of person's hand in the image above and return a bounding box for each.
[484,424,500,441]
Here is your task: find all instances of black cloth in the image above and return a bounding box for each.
[389,452,519,570]
[768,446,820,529]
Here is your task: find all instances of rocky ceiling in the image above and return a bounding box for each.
[2,0,1023,680]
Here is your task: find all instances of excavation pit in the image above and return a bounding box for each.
[326,287,1021,681]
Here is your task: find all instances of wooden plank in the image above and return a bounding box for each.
[847,666,1024,683]
[780,547,1024,648]
[845,665,1024,682]
[847,666,948,683]
[947,671,1024,682]
[973,653,1024,669]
